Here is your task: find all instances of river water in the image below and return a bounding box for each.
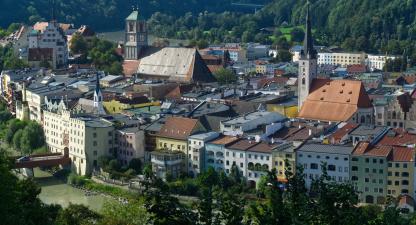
[33,168,109,212]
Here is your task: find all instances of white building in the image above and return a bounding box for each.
[224,139,276,185]
[188,132,220,176]
[366,54,398,71]
[317,52,365,67]
[296,142,352,189]
[220,111,286,136]
[246,43,270,60]
[43,102,115,175]
[28,21,68,69]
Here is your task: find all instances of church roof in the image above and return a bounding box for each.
[298,78,372,122]
[137,47,215,83]
[126,10,140,21]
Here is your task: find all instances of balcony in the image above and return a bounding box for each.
[248,162,269,172]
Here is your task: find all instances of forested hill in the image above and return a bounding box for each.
[258,0,416,53]
[0,0,247,30]
[2,0,416,55]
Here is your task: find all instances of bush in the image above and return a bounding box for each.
[68,173,87,186]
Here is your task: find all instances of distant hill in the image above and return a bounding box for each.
[0,0,239,29]
[2,0,416,56]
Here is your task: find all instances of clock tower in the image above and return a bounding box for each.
[124,7,148,60]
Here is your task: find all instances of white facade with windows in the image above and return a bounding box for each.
[366,55,397,71]
[43,106,115,176]
[296,143,352,189]
[188,132,220,177]
[29,21,68,68]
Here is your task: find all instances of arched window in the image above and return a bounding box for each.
[392,111,396,119]
[302,77,306,85]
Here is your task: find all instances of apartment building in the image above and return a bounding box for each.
[366,55,398,71]
[205,135,239,172]
[318,52,365,67]
[296,142,352,189]
[187,132,220,177]
[28,21,68,69]
[351,143,390,204]
[43,106,115,175]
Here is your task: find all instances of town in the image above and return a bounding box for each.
[1,1,416,225]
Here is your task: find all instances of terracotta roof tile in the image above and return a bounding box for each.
[377,129,416,146]
[248,142,278,153]
[329,123,359,143]
[227,139,259,151]
[298,79,372,122]
[123,60,140,77]
[209,135,240,145]
[347,64,367,74]
[391,147,414,162]
[257,77,289,88]
[157,117,200,140]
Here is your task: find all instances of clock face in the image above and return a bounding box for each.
[129,35,135,42]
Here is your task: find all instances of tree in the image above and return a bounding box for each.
[277,50,292,62]
[70,33,88,54]
[291,27,305,43]
[99,200,151,225]
[0,149,61,225]
[19,122,45,154]
[128,158,142,174]
[214,68,237,85]
[55,204,101,225]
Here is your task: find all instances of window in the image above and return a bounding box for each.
[226,160,229,166]
[395,163,400,168]
[328,165,336,171]
[310,163,318,169]
[372,159,377,163]
[351,176,358,181]
[351,166,358,171]
[240,163,243,168]
[365,168,369,172]
[365,158,369,163]
[93,133,97,138]
[365,178,369,183]
[93,141,97,146]
[379,159,384,164]
[403,163,408,168]
[352,157,358,161]
[402,172,409,177]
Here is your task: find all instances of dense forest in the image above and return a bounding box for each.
[2,0,416,55]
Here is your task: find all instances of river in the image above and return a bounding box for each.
[33,168,109,212]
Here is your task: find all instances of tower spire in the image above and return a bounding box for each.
[302,1,317,59]
[51,0,56,22]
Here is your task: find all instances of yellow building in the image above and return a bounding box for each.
[267,104,298,118]
[103,97,160,114]
[272,143,297,182]
[387,147,415,198]
[155,117,206,173]
[156,117,206,152]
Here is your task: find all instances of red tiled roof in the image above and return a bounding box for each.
[227,139,259,151]
[209,135,240,145]
[122,60,140,77]
[298,79,373,122]
[330,123,359,143]
[377,129,416,146]
[391,146,414,162]
[353,142,392,157]
[248,142,278,153]
[158,117,200,140]
[347,64,366,74]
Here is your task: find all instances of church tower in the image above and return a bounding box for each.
[124,7,148,60]
[93,73,106,115]
[298,2,318,111]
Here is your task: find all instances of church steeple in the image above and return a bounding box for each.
[297,1,318,111]
[93,73,105,115]
[301,1,317,59]
[124,6,148,60]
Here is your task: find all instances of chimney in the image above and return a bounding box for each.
[308,129,312,136]
[255,135,261,143]
[271,138,275,144]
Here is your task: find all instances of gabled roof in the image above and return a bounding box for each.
[353,142,392,157]
[157,117,200,140]
[209,135,240,146]
[137,47,215,83]
[298,79,372,122]
[377,128,416,146]
[391,147,414,162]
